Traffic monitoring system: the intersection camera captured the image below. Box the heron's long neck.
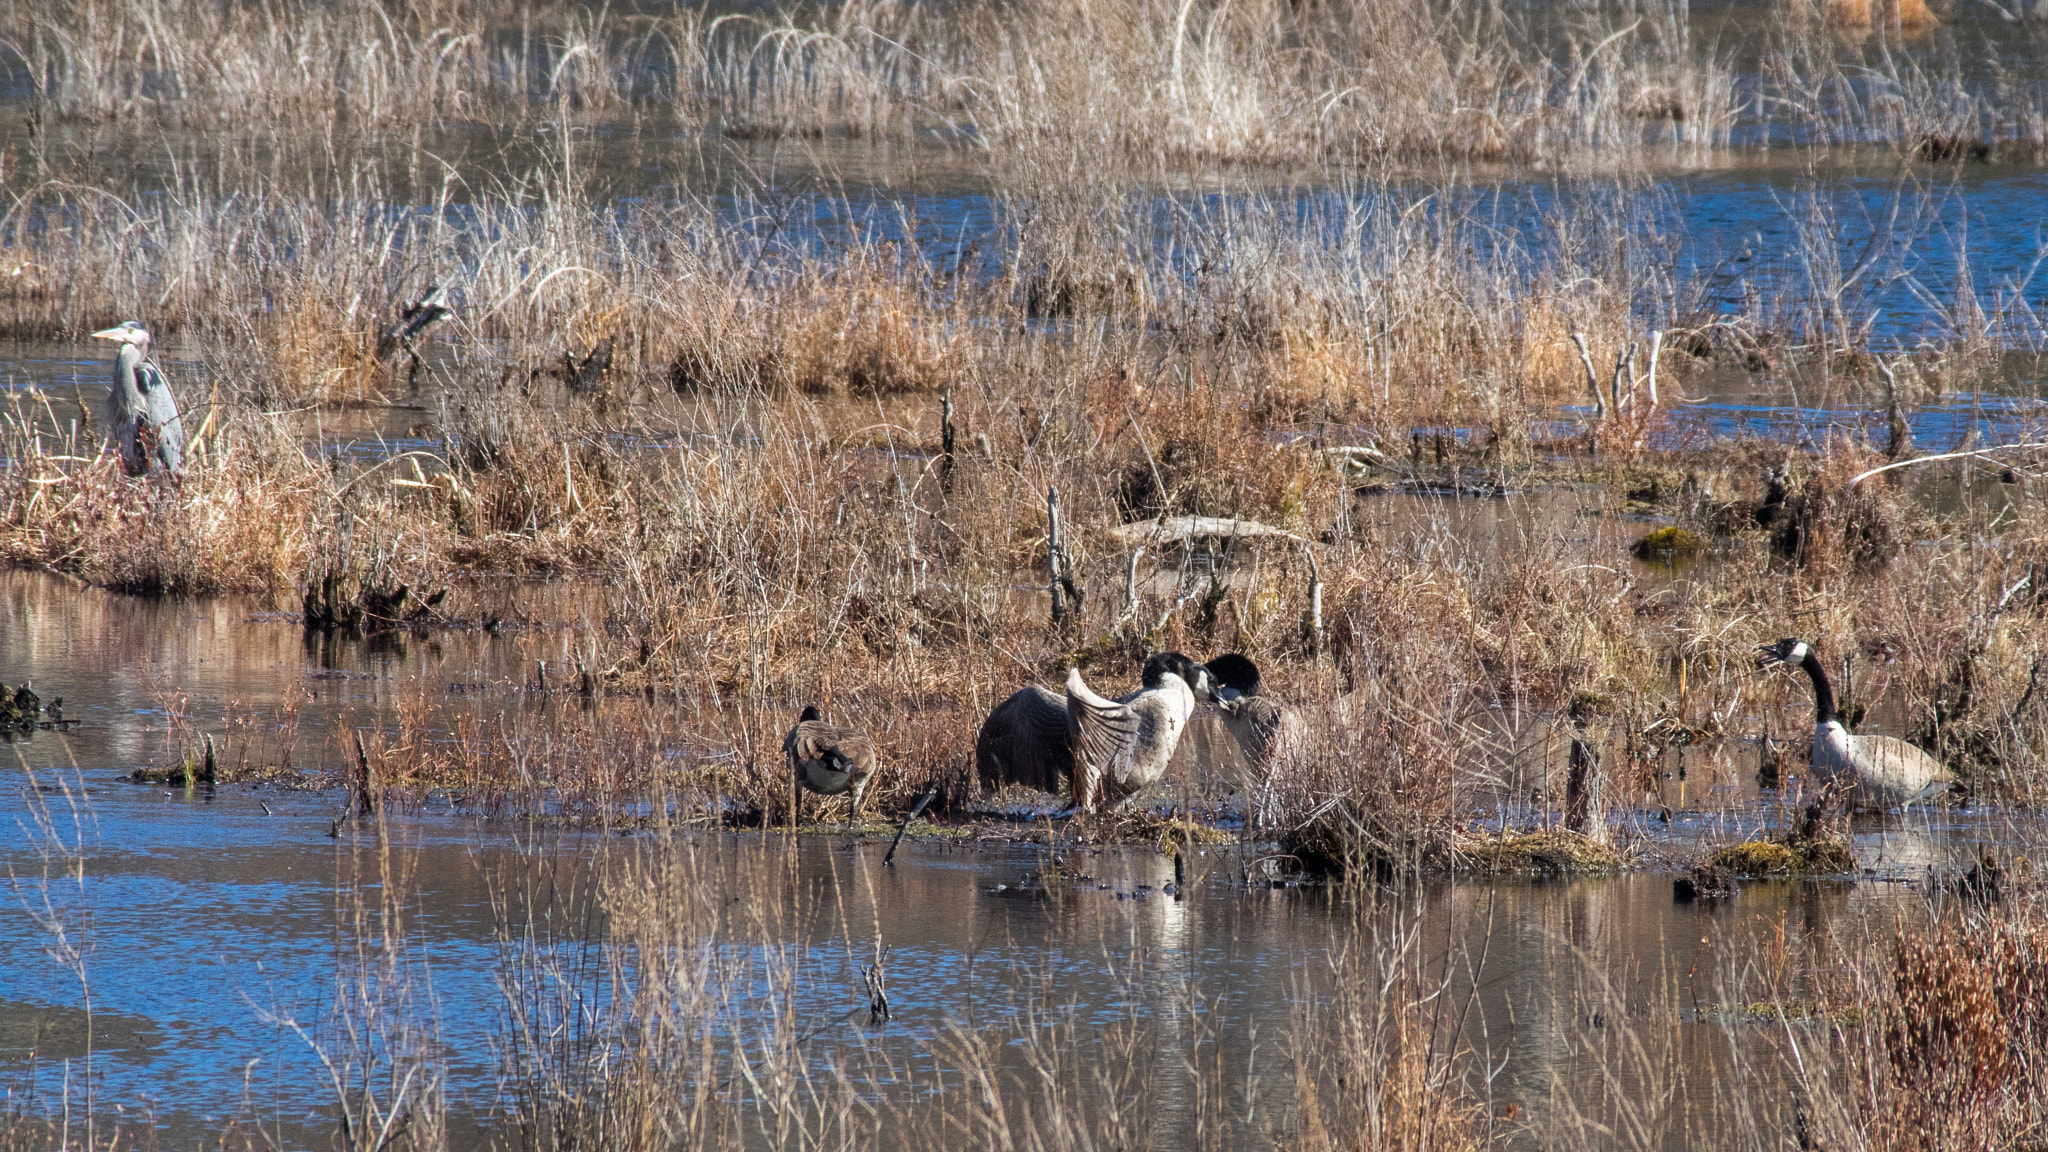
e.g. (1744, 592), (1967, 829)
(117, 345), (144, 393)
(1799, 651), (1838, 725)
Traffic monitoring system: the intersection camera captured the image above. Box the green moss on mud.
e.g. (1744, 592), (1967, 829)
(1709, 834), (1853, 876)
(1632, 526), (1708, 558)
(1457, 829), (1626, 875)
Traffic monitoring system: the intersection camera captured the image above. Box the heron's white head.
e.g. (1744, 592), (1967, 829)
(91, 321), (151, 351)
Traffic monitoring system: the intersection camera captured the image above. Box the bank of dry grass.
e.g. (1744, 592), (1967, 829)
(13, 0), (2045, 165)
(3, 6), (2046, 858)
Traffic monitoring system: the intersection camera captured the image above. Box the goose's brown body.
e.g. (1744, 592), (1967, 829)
(783, 707), (878, 820)
(1758, 639), (1956, 811)
(1218, 694), (1303, 822)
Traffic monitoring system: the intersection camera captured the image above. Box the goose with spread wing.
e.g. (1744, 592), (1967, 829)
(1757, 638), (1956, 811)
(1065, 652), (1216, 814)
(975, 652), (1217, 812)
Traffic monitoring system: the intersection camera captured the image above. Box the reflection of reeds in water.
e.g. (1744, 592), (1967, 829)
(492, 834), (1490, 1150)
(6, 765), (2048, 1148)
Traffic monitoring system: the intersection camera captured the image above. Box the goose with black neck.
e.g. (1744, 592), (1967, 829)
(1757, 638), (1958, 811)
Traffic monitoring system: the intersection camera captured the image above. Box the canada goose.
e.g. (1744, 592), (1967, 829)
(975, 652), (1218, 809)
(1206, 654), (1303, 828)
(1203, 652), (1263, 701)
(93, 321), (185, 477)
(1067, 655), (1210, 814)
(783, 706), (878, 823)
(1756, 638), (1957, 810)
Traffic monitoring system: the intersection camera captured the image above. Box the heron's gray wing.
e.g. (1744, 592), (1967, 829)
(1066, 669), (1140, 810)
(138, 360), (185, 474)
(976, 686), (1072, 794)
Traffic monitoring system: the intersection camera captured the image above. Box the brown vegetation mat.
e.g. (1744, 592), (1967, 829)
(1710, 834), (1857, 877)
(7, 16), (2048, 867)
(1455, 830), (1629, 876)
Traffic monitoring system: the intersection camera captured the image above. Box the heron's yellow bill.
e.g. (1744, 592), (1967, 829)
(91, 326), (146, 343)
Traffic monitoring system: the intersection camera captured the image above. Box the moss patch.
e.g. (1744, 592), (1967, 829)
(1456, 830), (1626, 875)
(1701, 1000), (1865, 1027)
(1709, 833), (1853, 876)
(129, 762), (304, 786)
(1632, 526), (1708, 559)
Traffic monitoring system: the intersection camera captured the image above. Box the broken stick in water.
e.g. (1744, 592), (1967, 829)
(883, 787), (940, 867)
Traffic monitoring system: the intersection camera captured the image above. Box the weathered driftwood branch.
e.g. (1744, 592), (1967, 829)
(1610, 340), (1637, 412)
(1105, 516), (1308, 546)
(939, 388), (956, 488)
(1302, 545), (1318, 655)
(1849, 442), (2048, 489)
(1304, 546), (1324, 656)
(1321, 444), (1393, 469)
(1645, 330), (1663, 407)
(1571, 329), (1667, 424)
(884, 787), (940, 867)
(1570, 328), (1604, 418)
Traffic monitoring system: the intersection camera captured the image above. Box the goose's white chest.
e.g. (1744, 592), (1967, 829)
(1811, 721), (1856, 788)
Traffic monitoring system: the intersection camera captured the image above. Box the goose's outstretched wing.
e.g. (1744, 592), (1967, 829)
(975, 686), (1073, 795)
(1066, 668), (1141, 812)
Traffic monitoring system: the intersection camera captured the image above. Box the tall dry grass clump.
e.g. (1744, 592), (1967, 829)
(10, 0), (651, 126)
(488, 831), (1500, 1150)
(0, 394), (319, 595)
(1883, 905), (2048, 1148)
(22, 0), (2048, 163)
(967, 0), (1735, 167)
(1289, 928), (1484, 1152)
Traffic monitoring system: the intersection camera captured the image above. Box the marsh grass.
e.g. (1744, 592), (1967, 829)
(483, 830), (1497, 1151)
(18, 0), (2047, 163)
(3, 0), (2046, 858)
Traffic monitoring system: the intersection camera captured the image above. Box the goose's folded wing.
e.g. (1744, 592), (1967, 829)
(787, 722), (833, 764)
(829, 729), (876, 772)
(1066, 668), (1141, 780)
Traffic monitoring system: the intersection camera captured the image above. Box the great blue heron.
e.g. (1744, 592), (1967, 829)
(92, 321), (184, 477)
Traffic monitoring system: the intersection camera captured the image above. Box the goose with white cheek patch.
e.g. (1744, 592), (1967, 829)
(975, 653), (1219, 811)
(783, 706), (878, 824)
(1757, 638), (1957, 811)
(1064, 652), (1216, 815)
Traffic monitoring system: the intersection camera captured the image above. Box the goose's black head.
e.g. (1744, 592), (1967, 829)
(1141, 651), (1217, 701)
(799, 705), (822, 722)
(1757, 638), (1811, 669)
(1204, 653), (1262, 699)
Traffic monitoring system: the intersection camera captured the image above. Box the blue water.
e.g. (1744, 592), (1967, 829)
(0, 566), (2028, 1148)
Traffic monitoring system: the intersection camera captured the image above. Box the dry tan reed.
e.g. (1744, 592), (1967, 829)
(20, 0), (2046, 165)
